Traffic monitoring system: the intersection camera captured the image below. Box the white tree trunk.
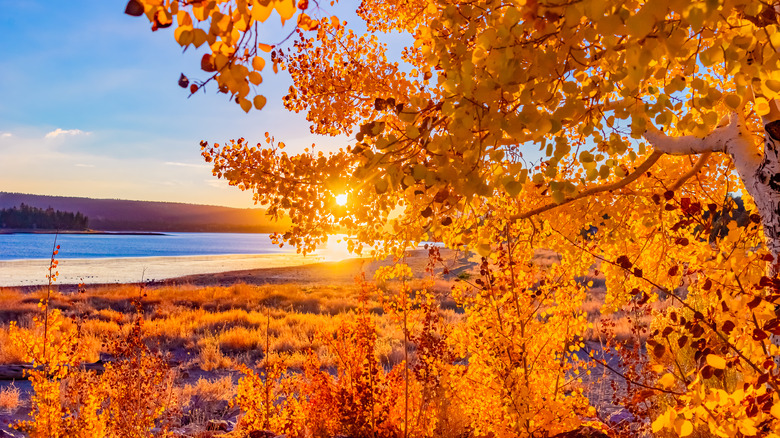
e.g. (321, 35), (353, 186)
(644, 114), (780, 274)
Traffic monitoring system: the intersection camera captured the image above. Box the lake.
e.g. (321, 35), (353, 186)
(0, 232), (295, 260)
(0, 233), (353, 287)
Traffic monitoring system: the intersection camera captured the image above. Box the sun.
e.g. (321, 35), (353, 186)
(335, 193), (348, 206)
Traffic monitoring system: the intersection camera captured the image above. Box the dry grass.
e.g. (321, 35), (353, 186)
(0, 383), (21, 413)
(0, 327), (28, 364)
(0, 281), (412, 369)
(176, 375), (237, 415)
(198, 336), (235, 371)
(0, 253), (656, 373)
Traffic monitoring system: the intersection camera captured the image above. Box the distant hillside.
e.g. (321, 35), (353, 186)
(0, 192), (290, 233)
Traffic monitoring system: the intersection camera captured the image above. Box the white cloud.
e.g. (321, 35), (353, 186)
(0, 133), (11, 138)
(74, 163), (95, 168)
(45, 128), (88, 139)
(165, 161), (210, 169)
(204, 179), (231, 189)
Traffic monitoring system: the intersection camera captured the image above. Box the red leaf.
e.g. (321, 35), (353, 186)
(125, 0), (144, 16)
(747, 295), (762, 310)
(201, 54), (217, 72)
(753, 329), (769, 341)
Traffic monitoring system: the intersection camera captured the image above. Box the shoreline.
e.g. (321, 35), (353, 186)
(0, 253), (331, 289)
(0, 229), (167, 236)
(0, 248), (476, 292)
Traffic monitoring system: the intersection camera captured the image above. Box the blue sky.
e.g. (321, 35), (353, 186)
(0, 0), (359, 208)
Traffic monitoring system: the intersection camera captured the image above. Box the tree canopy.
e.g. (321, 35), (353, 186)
(131, 0), (780, 436)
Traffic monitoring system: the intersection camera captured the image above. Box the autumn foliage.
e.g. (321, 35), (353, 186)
(87, 0), (780, 436)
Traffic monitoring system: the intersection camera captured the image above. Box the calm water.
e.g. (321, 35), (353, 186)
(0, 233), (295, 261)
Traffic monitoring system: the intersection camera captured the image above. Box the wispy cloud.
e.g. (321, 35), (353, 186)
(45, 128), (89, 139)
(0, 133), (11, 138)
(74, 163), (95, 168)
(204, 179), (230, 189)
(165, 161), (210, 169)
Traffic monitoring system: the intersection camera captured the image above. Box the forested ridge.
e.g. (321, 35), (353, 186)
(0, 204), (88, 231)
(0, 192), (288, 233)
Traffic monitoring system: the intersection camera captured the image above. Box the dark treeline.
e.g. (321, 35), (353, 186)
(0, 204), (89, 230)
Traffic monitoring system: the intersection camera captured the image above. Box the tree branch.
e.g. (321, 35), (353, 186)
(642, 115), (738, 155)
(509, 151), (663, 221)
(668, 152), (711, 192)
(644, 113), (761, 184)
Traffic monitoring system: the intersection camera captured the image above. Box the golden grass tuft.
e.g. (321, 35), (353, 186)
(0, 383), (21, 413)
(198, 336), (234, 371)
(0, 326), (28, 364)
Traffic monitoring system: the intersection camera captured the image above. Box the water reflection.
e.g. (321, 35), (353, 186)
(312, 235), (359, 262)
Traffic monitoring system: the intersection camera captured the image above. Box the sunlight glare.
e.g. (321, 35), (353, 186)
(335, 193), (348, 206)
(315, 235), (357, 262)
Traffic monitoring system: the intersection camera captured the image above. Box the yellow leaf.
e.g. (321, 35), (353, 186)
(297, 12), (318, 31)
(679, 419), (693, 437)
(177, 11), (192, 27)
(652, 415), (667, 433)
(253, 95), (267, 110)
(248, 71), (263, 85)
(551, 189), (565, 204)
(239, 98), (252, 113)
(251, 0), (273, 22)
(738, 419), (757, 436)
(252, 56), (266, 71)
(724, 94), (741, 110)
(706, 354), (726, 369)
(755, 97), (771, 116)
(597, 14), (622, 35)
(771, 402), (780, 419)
(375, 178), (388, 194)
(658, 373), (676, 389)
(191, 28), (208, 48)
(412, 164), (427, 180)
(274, 0), (296, 21)
(174, 27), (193, 46)
(505, 180), (522, 197)
(626, 11), (653, 37)
(477, 243), (492, 257)
(192, 4), (209, 21)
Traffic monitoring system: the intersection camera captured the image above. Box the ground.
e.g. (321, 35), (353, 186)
(0, 249), (666, 437)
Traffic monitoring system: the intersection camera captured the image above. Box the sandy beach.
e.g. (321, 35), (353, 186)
(0, 253), (328, 288)
(0, 247), (478, 291)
